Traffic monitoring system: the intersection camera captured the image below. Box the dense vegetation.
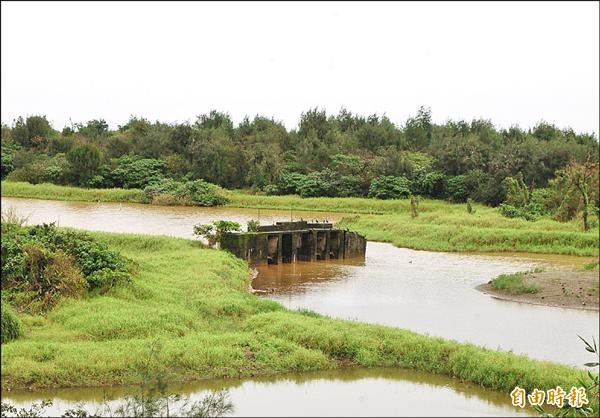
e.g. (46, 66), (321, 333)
(1, 221), (133, 318)
(1, 108), (598, 223)
(1, 230), (593, 407)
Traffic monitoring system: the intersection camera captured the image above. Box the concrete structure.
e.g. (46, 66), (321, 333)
(220, 221), (366, 265)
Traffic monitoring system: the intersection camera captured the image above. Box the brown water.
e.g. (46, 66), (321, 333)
(3, 368), (531, 417)
(0, 197), (347, 238)
(1, 197), (597, 416)
(255, 242), (599, 367)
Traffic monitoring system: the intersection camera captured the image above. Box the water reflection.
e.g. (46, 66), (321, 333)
(3, 368), (532, 417)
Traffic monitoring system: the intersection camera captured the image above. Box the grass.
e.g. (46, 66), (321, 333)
(2, 181), (599, 256)
(490, 272), (541, 295)
(1, 181), (145, 203)
(0, 230), (594, 400)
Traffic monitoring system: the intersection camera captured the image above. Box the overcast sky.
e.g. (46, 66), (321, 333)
(1, 1), (599, 134)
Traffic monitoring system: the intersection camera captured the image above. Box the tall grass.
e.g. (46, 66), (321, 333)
(0, 231), (592, 398)
(337, 213), (599, 256)
(1, 181), (145, 203)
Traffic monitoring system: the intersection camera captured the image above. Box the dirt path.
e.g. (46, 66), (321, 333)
(478, 270), (599, 311)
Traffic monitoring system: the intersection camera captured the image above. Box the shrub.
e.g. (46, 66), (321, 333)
(336, 175), (364, 197)
(0, 142), (17, 179)
(368, 176), (411, 199)
(110, 155), (166, 189)
(87, 268), (132, 290)
(263, 184), (280, 195)
(276, 172), (308, 195)
(299, 172), (329, 197)
(416, 172), (448, 199)
(1, 224), (133, 310)
(1, 303), (22, 344)
(13, 244), (88, 311)
(447, 175), (469, 202)
(144, 178), (228, 206)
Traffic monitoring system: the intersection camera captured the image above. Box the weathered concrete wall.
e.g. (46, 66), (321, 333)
(221, 224), (366, 265)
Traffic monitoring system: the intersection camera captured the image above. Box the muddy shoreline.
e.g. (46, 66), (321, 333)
(478, 270), (599, 311)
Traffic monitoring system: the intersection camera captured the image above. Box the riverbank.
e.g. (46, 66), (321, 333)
(479, 268), (600, 311)
(0, 230), (593, 399)
(2, 181), (599, 256)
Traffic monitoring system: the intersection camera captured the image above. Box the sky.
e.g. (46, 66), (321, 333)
(1, 1), (599, 134)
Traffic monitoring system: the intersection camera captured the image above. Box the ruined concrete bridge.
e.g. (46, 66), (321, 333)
(220, 221), (367, 265)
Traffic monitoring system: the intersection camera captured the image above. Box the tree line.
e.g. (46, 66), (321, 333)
(1, 107), (598, 223)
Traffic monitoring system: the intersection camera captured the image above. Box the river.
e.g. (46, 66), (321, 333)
(1, 197), (598, 416)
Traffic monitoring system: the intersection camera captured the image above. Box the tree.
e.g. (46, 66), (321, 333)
(405, 106), (432, 150)
(562, 157), (599, 231)
(368, 176), (411, 199)
(193, 220), (241, 248)
(66, 143), (102, 185)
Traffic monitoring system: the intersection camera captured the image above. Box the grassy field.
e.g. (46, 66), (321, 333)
(0, 231), (593, 399)
(2, 181), (599, 256)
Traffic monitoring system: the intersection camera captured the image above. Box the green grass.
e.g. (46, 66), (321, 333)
(0, 231), (593, 398)
(1, 181), (145, 203)
(490, 272), (541, 295)
(336, 213), (599, 256)
(2, 181), (599, 256)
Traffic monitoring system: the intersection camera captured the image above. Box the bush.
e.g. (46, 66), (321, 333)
(2, 223), (133, 311)
(336, 175), (364, 197)
(447, 175), (469, 202)
(143, 178), (228, 206)
(416, 172), (448, 199)
(276, 172), (308, 195)
(1, 303), (22, 344)
(299, 172), (329, 197)
(87, 268), (132, 290)
(498, 203), (543, 221)
(368, 176), (411, 199)
(110, 155), (166, 189)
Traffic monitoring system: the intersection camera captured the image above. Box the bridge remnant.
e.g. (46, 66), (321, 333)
(220, 221), (366, 265)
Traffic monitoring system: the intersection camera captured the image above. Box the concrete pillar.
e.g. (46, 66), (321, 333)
(277, 233), (283, 264)
(325, 230), (331, 260)
(311, 230), (317, 261)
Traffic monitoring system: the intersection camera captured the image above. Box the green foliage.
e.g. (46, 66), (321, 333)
(11, 115), (52, 148)
(368, 176), (411, 199)
(416, 172), (448, 199)
(447, 175), (469, 202)
(1, 142), (18, 179)
(1, 223), (132, 312)
(1, 107), (598, 211)
(193, 220), (241, 247)
(1, 303), (22, 344)
(246, 219), (260, 232)
(66, 143), (103, 185)
(490, 271), (540, 294)
(466, 198), (475, 214)
(410, 195), (420, 218)
(110, 155), (166, 189)
(143, 178), (228, 206)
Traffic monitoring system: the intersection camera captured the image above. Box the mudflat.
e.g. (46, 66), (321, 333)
(479, 270), (599, 311)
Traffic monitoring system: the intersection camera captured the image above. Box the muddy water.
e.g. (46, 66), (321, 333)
(0, 197), (596, 416)
(2, 368), (530, 417)
(255, 242), (599, 367)
(0, 197), (347, 238)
